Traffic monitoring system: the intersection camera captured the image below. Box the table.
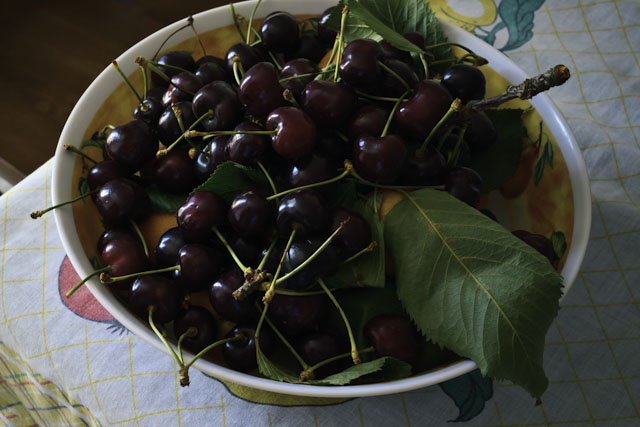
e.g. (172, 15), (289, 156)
(1, 0), (639, 425)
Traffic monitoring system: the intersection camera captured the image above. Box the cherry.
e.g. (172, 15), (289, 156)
(173, 305), (218, 353)
(330, 208), (371, 257)
(378, 59), (419, 98)
(280, 237), (340, 290)
(154, 227), (188, 268)
(364, 314), (419, 364)
(133, 97), (163, 129)
(445, 167), (483, 207)
(269, 293), (327, 336)
(195, 59), (231, 85)
(348, 105), (389, 140)
(157, 101), (199, 147)
(87, 160), (128, 191)
(97, 227), (139, 254)
(315, 132), (350, 162)
(395, 80), (453, 140)
(228, 235), (263, 267)
(151, 51), (197, 88)
(276, 189), (330, 236)
(300, 80), (356, 127)
(224, 121), (269, 165)
(297, 332), (343, 378)
(279, 58), (318, 98)
(105, 119), (157, 172)
(225, 43), (262, 75)
(95, 178), (150, 225)
(287, 32), (326, 64)
(129, 275), (181, 323)
(100, 236), (150, 290)
(143, 148), (196, 194)
(266, 106), (317, 159)
(260, 11), (300, 53)
(162, 71), (204, 106)
(317, 7), (337, 46)
(195, 136), (229, 182)
(441, 64), (486, 104)
(512, 230), (558, 266)
(464, 110), (497, 153)
(222, 325), (274, 372)
(400, 145), (446, 186)
(283, 152), (337, 189)
(176, 191), (226, 242)
(192, 81), (242, 131)
(339, 39), (384, 89)
(228, 190), (272, 237)
(353, 135), (408, 183)
(173, 244), (220, 292)
(238, 62), (286, 119)
(209, 268), (258, 324)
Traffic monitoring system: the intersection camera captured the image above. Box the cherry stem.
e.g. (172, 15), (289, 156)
(147, 307), (182, 371)
(212, 226), (248, 272)
(246, 0), (262, 44)
(129, 219), (149, 258)
(380, 90), (409, 138)
(229, 4), (245, 41)
(346, 162), (428, 191)
(416, 98), (462, 158)
(323, 35), (341, 75)
(377, 61), (410, 91)
(318, 278), (359, 364)
(135, 57), (170, 82)
(436, 126), (455, 152)
(254, 301), (309, 370)
(275, 222), (346, 286)
(64, 145), (97, 164)
(424, 42), (487, 66)
(334, 5), (349, 82)
(258, 238), (279, 271)
(344, 241), (377, 264)
(232, 55), (245, 85)
(100, 264), (179, 284)
(266, 163), (352, 201)
(355, 89), (409, 103)
(448, 124), (468, 167)
(274, 287), (328, 296)
(65, 266), (112, 298)
(279, 69), (333, 83)
(420, 53), (429, 78)
(111, 60), (143, 103)
(282, 89), (300, 108)
(139, 65), (148, 99)
(256, 161), (279, 198)
(183, 336), (239, 371)
(30, 189), (98, 219)
(189, 129), (276, 140)
(299, 347), (375, 382)
(157, 109), (214, 157)
(263, 229), (297, 304)
(152, 19), (192, 60)
(188, 16), (208, 58)
(176, 327), (197, 365)
(267, 50), (282, 70)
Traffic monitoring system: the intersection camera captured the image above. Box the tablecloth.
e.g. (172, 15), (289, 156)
(1, 0), (640, 425)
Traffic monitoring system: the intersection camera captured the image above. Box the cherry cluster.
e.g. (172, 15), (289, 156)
(47, 5), (560, 384)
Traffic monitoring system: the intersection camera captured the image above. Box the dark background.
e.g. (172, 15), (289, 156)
(1, 0), (229, 176)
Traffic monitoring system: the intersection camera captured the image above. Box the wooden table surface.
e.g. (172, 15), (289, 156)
(1, 0), (229, 176)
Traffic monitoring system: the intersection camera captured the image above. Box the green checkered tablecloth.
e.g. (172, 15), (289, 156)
(1, 0), (640, 425)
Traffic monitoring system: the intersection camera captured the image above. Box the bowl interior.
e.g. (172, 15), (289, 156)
(52, 0), (591, 398)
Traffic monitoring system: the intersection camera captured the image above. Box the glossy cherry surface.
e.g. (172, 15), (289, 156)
(173, 305), (218, 353)
(395, 80), (453, 140)
(129, 275), (181, 323)
(228, 190), (272, 237)
(339, 39), (384, 89)
(238, 62), (286, 119)
(195, 136), (229, 182)
(209, 268), (257, 324)
(192, 81), (242, 131)
(276, 189), (330, 236)
(269, 294), (327, 336)
(222, 325), (274, 372)
(353, 135), (408, 183)
(176, 191), (226, 242)
(174, 244), (220, 292)
(224, 122), (269, 165)
(445, 167), (483, 207)
(154, 227), (188, 268)
(260, 11), (300, 53)
(144, 148), (196, 194)
(280, 237), (340, 290)
(330, 207), (371, 257)
(441, 64), (486, 103)
(157, 101), (198, 147)
(95, 178), (149, 225)
(105, 119), (157, 172)
(300, 80), (356, 127)
(266, 106), (317, 159)
(364, 315), (419, 364)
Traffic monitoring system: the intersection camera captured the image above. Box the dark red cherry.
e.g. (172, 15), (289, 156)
(129, 275), (181, 323)
(280, 237), (340, 290)
(260, 11), (300, 53)
(225, 43), (262, 75)
(364, 314), (419, 364)
(157, 101), (199, 147)
(276, 189), (330, 236)
(151, 51), (197, 88)
(95, 178), (150, 225)
(400, 145), (446, 186)
(224, 121), (269, 165)
(339, 39), (384, 89)
(348, 105), (389, 140)
(192, 81), (242, 131)
(284, 152), (337, 189)
(97, 227), (138, 254)
(174, 244), (220, 292)
(143, 148), (196, 194)
(445, 167), (483, 207)
(513, 230), (558, 266)
(176, 191), (226, 242)
(316, 132), (350, 162)
(238, 62), (286, 119)
(330, 207), (371, 257)
(100, 235), (149, 290)
(317, 7), (337, 46)
(162, 71), (204, 106)
(195, 136), (229, 182)
(379, 59), (419, 98)
(173, 305), (218, 353)
(279, 58), (318, 98)
(87, 160), (129, 191)
(441, 64), (486, 103)
(154, 227), (188, 268)
(195, 59), (231, 85)
(133, 97), (163, 129)
(266, 106), (317, 159)
(287, 32), (327, 64)
(105, 119), (157, 172)
(353, 135), (408, 183)
(269, 294), (327, 336)
(228, 191), (272, 237)
(464, 110), (497, 153)
(395, 80), (453, 140)
(209, 268), (257, 324)
(297, 332), (343, 378)
(222, 325), (274, 372)
(228, 235), (263, 267)
(300, 80), (357, 127)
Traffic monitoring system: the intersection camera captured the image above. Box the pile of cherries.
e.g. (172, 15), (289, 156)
(55, 5), (559, 384)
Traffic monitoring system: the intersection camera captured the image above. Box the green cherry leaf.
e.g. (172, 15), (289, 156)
(192, 161), (268, 202)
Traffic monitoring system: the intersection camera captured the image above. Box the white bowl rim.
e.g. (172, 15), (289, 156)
(52, 0), (591, 398)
